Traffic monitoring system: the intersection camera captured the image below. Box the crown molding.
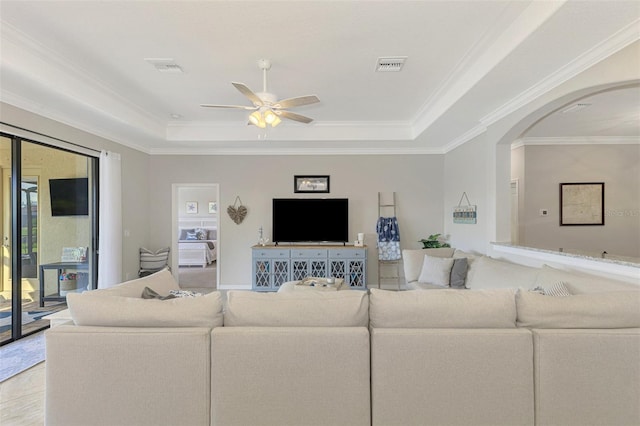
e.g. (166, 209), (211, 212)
(481, 18), (640, 126)
(512, 136), (640, 149)
(411, 1), (565, 137)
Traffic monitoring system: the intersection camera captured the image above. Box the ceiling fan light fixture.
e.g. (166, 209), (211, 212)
(249, 111), (266, 128)
(264, 109), (278, 125)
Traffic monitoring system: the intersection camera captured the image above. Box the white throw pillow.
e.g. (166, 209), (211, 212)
(417, 255), (455, 287)
(402, 248), (455, 283)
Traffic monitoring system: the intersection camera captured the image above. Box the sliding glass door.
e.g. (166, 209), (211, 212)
(0, 133), (98, 345)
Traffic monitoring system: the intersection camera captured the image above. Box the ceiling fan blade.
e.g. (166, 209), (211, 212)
(232, 82), (263, 106)
(274, 95), (320, 109)
(278, 110), (314, 124)
(200, 104), (257, 110)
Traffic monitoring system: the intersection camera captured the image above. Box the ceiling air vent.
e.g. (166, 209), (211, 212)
(375, 57), (407, 72)
(144, 58), (184, 73)
(562, 103), (591, 113)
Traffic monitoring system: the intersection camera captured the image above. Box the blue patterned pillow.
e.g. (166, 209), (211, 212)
(185, 231), (198, 240)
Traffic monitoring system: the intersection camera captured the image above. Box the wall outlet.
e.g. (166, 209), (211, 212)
(539, 209), (549, 216)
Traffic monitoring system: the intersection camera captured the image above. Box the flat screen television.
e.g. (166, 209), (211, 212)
(49, 178), (89, 216)
(272, 198), (348, 243)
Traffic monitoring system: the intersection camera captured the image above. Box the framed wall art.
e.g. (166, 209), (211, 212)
(294, 175), (330, 193)
(560, 182), (604, 226)
(186, 201), (198, 214)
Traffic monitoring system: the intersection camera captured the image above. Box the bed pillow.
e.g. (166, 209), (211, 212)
(179, 228), (195, 240)
(195, 228), (207, 240)
(417, 255), (455, 287)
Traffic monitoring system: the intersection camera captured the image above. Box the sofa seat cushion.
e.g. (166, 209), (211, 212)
(465, 256), (539, 290)
(92, 268), (180, 298)
(67, 291), (224, 328)
(369, 288), (517, 328)
(402, 248), (455, 283)
(224, 290), (369, 327)
(534, 264), (639, 294)
(516, 289), (640, 328)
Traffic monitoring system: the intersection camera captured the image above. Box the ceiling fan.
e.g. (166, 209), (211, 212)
(201, 59), (320, 128)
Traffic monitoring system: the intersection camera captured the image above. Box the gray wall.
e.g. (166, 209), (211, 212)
(148, 154), (444, 288)
(512, 143), (640, 258)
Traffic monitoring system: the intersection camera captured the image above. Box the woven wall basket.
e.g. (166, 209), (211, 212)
(227, 196), (248, 225)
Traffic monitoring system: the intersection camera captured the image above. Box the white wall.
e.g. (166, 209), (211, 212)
(148, 154), (445, 288)
(513, 143), (640, 258)
(0, 102), (151, 281)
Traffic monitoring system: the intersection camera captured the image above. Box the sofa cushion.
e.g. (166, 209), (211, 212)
(516, 290), (640, 328)
(224, 290), (369, 327)
(67, 291), (224, 328)
(534, 264), (639, 294)
(417, 255), (455, 287)
(465, 256), (539, 290)
(369, 288), (517, 328)
(402, 248), (455, 283)
(92, 268), (179, 298)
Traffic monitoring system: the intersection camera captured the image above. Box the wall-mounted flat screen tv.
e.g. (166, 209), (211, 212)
(272, 198), (348, 243)
(49, 178), (89, 216)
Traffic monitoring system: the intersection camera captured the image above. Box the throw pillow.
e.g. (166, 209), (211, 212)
(417, 255), (455, 287)
(185, 231), (198, 240)
(530, 281), (571, 297)
(169, 289), (202, 298)
(141, 286), (176, 300)
(449, 258), (468, 289)
(194, 228), (207, 240)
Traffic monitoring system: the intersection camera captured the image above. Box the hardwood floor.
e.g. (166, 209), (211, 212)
(0, 362), (45, 426)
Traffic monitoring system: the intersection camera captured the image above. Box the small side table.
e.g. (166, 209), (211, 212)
(39, 261), (90, 307)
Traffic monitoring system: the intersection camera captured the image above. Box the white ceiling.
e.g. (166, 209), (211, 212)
(0, 0), (638, 155)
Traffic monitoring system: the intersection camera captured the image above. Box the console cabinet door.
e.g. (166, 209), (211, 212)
(291, 248), (328, 281)
(252, 249), (290, 291)
(329, 249), (366, 289)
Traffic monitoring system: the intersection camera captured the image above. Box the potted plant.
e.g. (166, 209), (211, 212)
(419, 234), (451, 249)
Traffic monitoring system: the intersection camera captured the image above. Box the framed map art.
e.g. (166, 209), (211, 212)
(560, 182), (604, 226)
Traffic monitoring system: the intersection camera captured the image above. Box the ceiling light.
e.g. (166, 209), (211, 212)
(248, 109), (281, 128)
(249, 111), (266, 128)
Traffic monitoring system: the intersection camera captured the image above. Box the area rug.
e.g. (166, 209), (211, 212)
(0, 331), (46, 382)
(0, 311), (49, 334)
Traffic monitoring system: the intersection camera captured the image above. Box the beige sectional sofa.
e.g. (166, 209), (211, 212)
(45, 267), (640, 426)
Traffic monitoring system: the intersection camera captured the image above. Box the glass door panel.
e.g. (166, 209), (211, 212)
(0, 135), (12, 344)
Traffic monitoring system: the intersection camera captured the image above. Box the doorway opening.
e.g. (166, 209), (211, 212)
(171, 184), (220, 291)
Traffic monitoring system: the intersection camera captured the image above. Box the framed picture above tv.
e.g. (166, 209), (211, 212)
(294, 175), (330, 193)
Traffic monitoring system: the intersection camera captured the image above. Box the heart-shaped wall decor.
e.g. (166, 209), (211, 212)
(227, 196), (248, 224)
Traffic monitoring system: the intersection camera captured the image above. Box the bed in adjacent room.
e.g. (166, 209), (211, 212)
(178, 222), (217, 268)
